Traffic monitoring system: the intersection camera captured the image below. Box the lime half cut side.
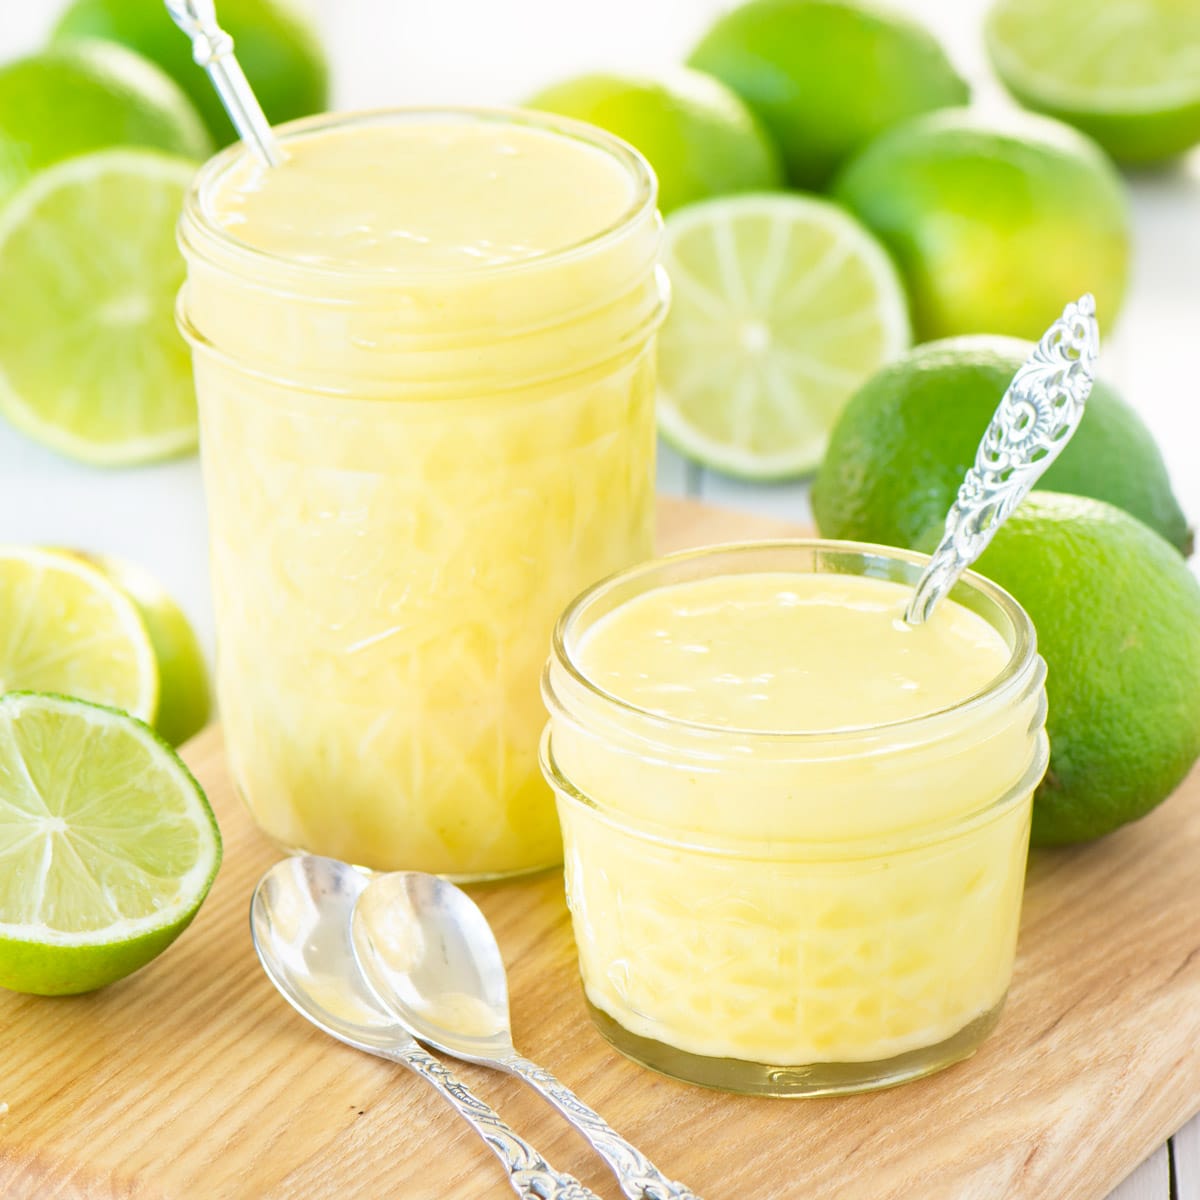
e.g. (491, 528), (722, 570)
(0, 693), (221, 995)
(0, 546), (157, 721)
(985, 0), (1200, 163)
(658, 193), (911, 480)
(0, 149), (198, 466)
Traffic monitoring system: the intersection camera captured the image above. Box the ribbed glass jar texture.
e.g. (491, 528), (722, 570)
(177, 108), (666, 877)
(542, 542), (1048, 1095)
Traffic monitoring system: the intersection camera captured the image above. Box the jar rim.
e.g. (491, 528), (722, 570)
(179, 105), (659, 285)
(547, 538), (1040, 744)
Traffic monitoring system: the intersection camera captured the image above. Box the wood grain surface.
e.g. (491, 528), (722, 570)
(2, 495), (1198, 1200)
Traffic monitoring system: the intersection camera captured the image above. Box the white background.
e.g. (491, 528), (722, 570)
(0, 4), (1197, 1197)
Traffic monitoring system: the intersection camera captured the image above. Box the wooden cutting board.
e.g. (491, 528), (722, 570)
(2, 495), (1198, 1200)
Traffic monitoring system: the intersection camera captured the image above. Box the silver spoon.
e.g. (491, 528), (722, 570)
(165, 0), (283, 166)
(250, 856), (597, 1200)
(905, 293), (1100, 624)
(351, 872), (701, 1200)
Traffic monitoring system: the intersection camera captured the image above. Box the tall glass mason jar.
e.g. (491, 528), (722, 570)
(177, 109), (665, 877)
(542, 542), (1049, 1095)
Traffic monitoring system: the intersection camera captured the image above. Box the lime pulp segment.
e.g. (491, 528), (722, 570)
(0, 693), (220, 994)
(0, 693), (215, 936)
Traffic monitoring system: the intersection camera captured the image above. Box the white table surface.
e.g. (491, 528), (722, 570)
(3, 2), (1198, 1196)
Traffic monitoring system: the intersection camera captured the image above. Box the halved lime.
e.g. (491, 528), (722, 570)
(0, 149), (198, 466)
(985, 0), (1200, 163)
(0, 546), (157, 720)
(657, 193), (911, 480)
(0, 693), (220, 994)
(88, 554), (211, 746)
(54, 0), (330, 147)
(0, 40), (211, 205)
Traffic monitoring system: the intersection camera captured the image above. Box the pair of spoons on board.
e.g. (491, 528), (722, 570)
(250, 856), (698, 1200)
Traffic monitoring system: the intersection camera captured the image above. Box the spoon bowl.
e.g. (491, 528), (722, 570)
(250, 855), (401, 1053)
(353, 871), (701, 1200)
(351, 870), (516, 1063)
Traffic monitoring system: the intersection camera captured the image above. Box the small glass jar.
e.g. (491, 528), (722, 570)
(177, 108), (666, 878)
(541, 542), (1048, 1095)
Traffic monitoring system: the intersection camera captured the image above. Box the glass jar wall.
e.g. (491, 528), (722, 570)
(542, 542), (1048, 1094)
(178, 108), (666, 877)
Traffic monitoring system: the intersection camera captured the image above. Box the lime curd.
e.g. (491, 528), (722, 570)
(178, 109), (666, 877)
(207, 118), (640, 271)
(542, 542), (1048, 1095)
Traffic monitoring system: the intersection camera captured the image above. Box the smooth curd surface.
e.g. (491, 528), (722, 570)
(576, 572), (1011, 731)
(184, 113), (659, 876)
(550, 567), (1044, 1069)
(206, 118), (637, 271)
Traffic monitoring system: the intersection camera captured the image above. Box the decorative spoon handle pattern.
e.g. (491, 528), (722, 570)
(398, 1045), (598, 1200)
(510, 1055), (702, 1200)
(905, 293), (1100, 625)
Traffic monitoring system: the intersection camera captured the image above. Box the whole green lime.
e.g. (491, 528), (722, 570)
(53, 0), (328, 146)
(527, 69), (783, 214)
(687, 0), (968, 189)
(986, 0), (1200, 164)
(812, 337), (1190, 554)
(833, 108), (1130, 341)
(966, 493), (1200, 845)
(0, 41), (211, 204)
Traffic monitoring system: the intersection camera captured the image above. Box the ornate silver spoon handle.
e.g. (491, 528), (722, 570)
(508, 1056), (701, 1200)
(393, 1045), (598, 1200)
(905, 293), (1100, 625)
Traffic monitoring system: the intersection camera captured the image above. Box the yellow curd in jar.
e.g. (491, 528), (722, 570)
(576, 573), (1009, 730)
(542, 544), (1048, 1094)
(178, 110), (665, 876)
(209, 119), (640, 270)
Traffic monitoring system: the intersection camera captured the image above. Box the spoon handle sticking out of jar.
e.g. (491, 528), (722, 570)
(163, 0), (283, 167)
(904, 293), (1099, 626)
